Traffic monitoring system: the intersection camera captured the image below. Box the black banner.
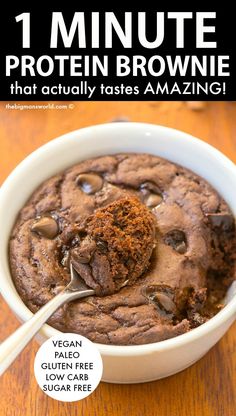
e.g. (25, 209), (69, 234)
(0, 6), (235, 100)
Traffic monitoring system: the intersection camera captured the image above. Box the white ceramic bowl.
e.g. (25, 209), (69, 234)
(1, 123), (236, 383)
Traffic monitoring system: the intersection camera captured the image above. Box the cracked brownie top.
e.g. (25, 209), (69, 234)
(9, 153), (236, 345)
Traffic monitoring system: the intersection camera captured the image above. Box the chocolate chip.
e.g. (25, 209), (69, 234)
(71, 238), (96, 264)
(145, 193), (163, 208)
(174, 241), (186, 254)
(76, 173), (103, 194)
(71, 248), (91, 264)
(31, 216), (59, 239)
(74, 254), (91, 263)
(206, 213), (234, 231)
(144, 284), (174, 297)
(163, 230), (187, 254)
(151, 292), (176, 313)
(144, 285), (176, 315)
(140, 182), (163, 208)
(140, 182), (162, 195)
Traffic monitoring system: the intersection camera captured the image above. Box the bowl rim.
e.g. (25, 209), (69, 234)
(1, 121), (236, 356)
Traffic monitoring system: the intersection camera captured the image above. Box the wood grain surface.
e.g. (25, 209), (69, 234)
(0, 101), (236, 416)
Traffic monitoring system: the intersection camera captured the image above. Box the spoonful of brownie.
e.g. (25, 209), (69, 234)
(70, 196), (156, 295)
(0, 197), (156, 375)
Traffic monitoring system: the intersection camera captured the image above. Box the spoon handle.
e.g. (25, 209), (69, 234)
(0, 288), (92, 376)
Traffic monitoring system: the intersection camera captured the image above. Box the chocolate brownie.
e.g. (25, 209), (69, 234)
(9, 153), (236, 345)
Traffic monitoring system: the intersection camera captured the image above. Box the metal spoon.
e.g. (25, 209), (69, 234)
(0, 263), (95, 376)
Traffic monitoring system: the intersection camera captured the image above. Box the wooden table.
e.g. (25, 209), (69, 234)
(0, 101), (236, 416)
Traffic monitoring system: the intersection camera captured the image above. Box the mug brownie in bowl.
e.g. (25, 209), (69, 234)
(9, 153), (236, 345)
